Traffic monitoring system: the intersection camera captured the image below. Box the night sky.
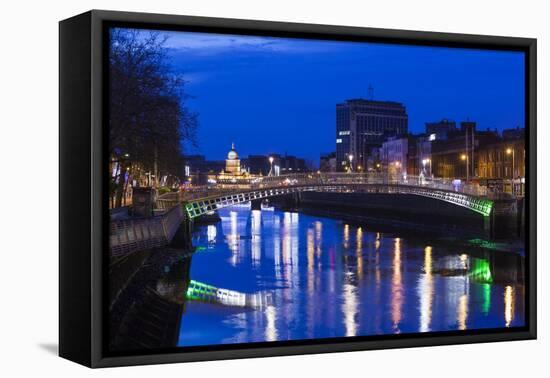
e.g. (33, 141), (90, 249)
(140, 29), (525, 163)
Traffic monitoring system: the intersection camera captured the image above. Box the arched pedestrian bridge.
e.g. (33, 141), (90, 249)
(165, 173), (494, 219)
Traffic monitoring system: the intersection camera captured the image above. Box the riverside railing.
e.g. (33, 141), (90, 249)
(110, 203), (185, 258)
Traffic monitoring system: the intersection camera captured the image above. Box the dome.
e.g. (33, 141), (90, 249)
(227, 143), (238, 160)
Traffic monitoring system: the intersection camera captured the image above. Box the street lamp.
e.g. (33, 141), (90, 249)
(422, 158), (432, 177)
(268, 156), (274, 177)
(506, 147), (516, 195)
(460, 153), (469, 182)
(348, 154), (354, 172)
(506, 148), (515, 179)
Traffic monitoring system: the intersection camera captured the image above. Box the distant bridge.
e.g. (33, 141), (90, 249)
(168, 173), (493, 219)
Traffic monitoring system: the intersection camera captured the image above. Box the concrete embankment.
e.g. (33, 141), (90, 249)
(108, 220), (195, 352)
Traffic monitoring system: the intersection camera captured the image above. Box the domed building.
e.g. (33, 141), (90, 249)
(225, 142), (241, 175)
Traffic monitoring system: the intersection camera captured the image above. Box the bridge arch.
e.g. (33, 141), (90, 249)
(184, 182), (493, 219)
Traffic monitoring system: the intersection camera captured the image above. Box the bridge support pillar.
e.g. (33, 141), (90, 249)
(489, 199), (520, 239)
(170, 216), (194, 250)
(251, 199), (262, 211)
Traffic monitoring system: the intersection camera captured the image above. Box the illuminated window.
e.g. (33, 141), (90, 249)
(336, 138), (343, 143)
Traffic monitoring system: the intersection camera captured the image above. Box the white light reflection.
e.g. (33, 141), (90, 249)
(343, 224), (350, 249)
(306, 228), (315, 338)
(265, 305), (278, 341)
(251, 210), (262, 266)
(457, 294), (468, 330)
(315, 221), (323, 258)
(342, 281), (358, 337)
(504, 285), (514, 327)
(391, 238), (403, 332)
(418, 246), (434, 332)
(228, 211), (239, 266)
(273, 215), (281, 280)
(356, 227), (363, 277)
(207, 225), (217, 246)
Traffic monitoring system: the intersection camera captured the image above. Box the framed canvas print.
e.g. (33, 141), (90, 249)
(59, 10), (536, 368)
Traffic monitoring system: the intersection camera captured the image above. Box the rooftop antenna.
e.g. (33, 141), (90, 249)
(367, 84), (374, 100)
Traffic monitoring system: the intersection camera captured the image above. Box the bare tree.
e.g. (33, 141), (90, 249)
(109, 29), (198, 207)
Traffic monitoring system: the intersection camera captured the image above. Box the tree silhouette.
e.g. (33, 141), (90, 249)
(109, 29), (198, 207)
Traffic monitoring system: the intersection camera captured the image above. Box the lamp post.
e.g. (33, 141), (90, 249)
(395, 161), (401, 181)
(348, 154), (354, 173)
(268, 156), (274, 177)
(506, 147), (515, 195)
(422, 158), (432, 175)
(460, 153), (469, 182)
(506, 147), (515, 179)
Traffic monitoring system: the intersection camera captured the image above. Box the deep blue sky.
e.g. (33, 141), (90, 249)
(146, 30), (525, 163)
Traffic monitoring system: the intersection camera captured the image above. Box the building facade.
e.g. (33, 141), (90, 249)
(425, 119), (457, 140)
(225, 143), (241, 175)
(336, 99), (408, 172)
(320, 152), (337, 172)
(430, 122), (501, 180)
(279, 155), (307, 174)
(379, 137), (409, 180)
(477, 134), (525, 180)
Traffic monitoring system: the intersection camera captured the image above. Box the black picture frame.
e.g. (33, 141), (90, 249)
(59, 9), (537, 368)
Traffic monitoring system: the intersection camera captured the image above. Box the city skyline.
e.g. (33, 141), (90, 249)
(105, 26), (528, 354)
(150, 29), (526, 161)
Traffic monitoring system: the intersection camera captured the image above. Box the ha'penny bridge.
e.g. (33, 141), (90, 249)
(110, 172), (495, 259)
(179, 172), (493, 219)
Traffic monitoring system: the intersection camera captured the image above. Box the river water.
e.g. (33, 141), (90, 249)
(178, 205), (525, 347)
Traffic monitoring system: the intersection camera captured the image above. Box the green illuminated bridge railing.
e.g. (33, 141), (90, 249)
(186, 280), (271, 308)
(173, 173), (493, 219)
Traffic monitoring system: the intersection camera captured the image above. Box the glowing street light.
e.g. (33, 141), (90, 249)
(421, 158), (432, 178)
(348, 154), (354, 172)
(460, 153), (469, 182)
(506, 147), (516, 187)
(268, 156), (274, 177)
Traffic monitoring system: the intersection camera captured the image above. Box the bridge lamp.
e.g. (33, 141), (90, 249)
(460, 154), (467, 161)
(348, 154), (354, 172)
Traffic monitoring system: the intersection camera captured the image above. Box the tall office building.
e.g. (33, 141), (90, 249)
(336, 99), (408, 171)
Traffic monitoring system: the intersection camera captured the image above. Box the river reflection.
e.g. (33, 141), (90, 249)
(178, 206), (524, 347)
